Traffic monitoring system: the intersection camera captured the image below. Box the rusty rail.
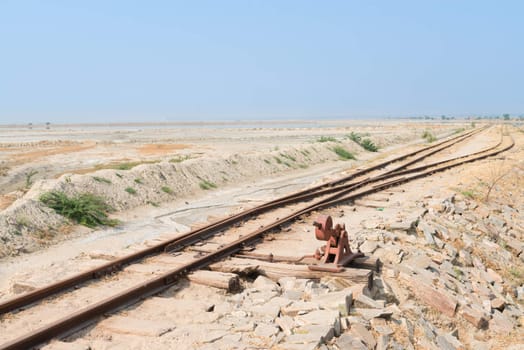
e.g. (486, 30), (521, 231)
(0, 127), (487, 316)
(0, 131), (513, 350)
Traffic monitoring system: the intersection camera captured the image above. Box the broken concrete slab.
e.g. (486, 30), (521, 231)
(285, 324), (335, 346)
(460, 305), (489, 329)
(311, 289), (353, 315)
(252, 275), (280, 292)
(399, 272), (457, 317)
(355, 293), (386, 309)
(417, 220), (437, 245)
(281, 300), (320, 317)
(489, 309), (515, 333)
(359, 240), (379, 254)
(253, 323), (279, 338)
(275, 315), (295, 335)
(353, 308), (393, 320)
(349, 323), (377, 349)
(297, 309), (339, 324)
(335, 334), (367, 350)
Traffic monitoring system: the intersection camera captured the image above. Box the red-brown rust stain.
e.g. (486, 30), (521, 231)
(137, 143), (189, 155)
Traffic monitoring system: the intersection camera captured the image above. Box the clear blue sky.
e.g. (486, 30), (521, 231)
(1, 1), (523, 123)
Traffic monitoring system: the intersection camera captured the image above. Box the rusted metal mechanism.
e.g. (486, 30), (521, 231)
(309, 215), (363, 272)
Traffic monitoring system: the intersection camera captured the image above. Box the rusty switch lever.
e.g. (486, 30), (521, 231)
(309, 215), (364, 272)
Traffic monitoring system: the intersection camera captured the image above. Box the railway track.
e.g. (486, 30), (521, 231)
(0, 126), (513, 350)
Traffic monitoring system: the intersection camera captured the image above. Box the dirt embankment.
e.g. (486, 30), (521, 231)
(0, 140), (360, 258)
(0, 124), (467, 259)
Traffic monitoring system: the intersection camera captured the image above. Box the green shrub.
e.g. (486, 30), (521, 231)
(360, 138), (378, 152)
(125, 187), (137, 195)
(116, 162), (138, 170)
(199, 180), (217, 190)
(25, 169), (38, 188)
(108, 160), (160, 171)
(93, 176), (112, 184)
(317, 136), (337, 143)
(15, 216), (31, 227)
(460, 189), (476, 199)
(169, 155), (190, 163)
(347, 132), (378, 152)
(347, 132), (362, 143)
(422, 130), (437, 142)
(332, 146), (355, 160)
(161, 186), (173, 194)
(280, 153), (296, 161)
(40, 191), (118, 228)
(134, 178), (143, 184)
(274, 156), (283, 164)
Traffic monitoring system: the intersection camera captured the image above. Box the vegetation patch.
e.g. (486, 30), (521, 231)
(40, 191), (118, 228)
(347, 132), (378, 152)
(161, 186), (173, 194)
(15, 215), (31, 227)
(422, 130), (437, 142)
(274, 156), (283, 164)
(169, 155), (191, 163)
(25, 169), (38, 188)
(84, 160), (161, 172)
(92, 176), (112, 184)
(347, 132), (362, 143)
(460, 189), (477, 199)
(134, 178), (143, 184)
(332, 146), (355, 160)
(359, 138), (378, 152)
(509, 267), (524, 284)
(125, 187), (137, 195)
(280, 153), (296, 162)
(317, 136), (337, 143)
(199, 180), (217, 190)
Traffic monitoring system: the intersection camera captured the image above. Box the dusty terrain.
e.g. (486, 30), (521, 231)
(0, 120), (523, 349)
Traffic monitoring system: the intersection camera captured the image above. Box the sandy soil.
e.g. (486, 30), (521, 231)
(0, 120), (466, 258)
(4, 120), (521, 349)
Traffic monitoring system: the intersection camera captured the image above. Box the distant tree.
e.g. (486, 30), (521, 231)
(503, 113), (510, 120)
(441, 115), (446, 120)
(46, 121), (50, 129)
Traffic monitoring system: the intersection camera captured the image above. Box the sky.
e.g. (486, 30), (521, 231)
(1, 1), (523, 124)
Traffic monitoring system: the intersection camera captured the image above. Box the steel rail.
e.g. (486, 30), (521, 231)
(0, 126), (487, 315)
(0, 133), (512, 350)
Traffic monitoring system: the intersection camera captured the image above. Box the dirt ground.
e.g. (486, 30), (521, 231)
(2, 120), (522, 349)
